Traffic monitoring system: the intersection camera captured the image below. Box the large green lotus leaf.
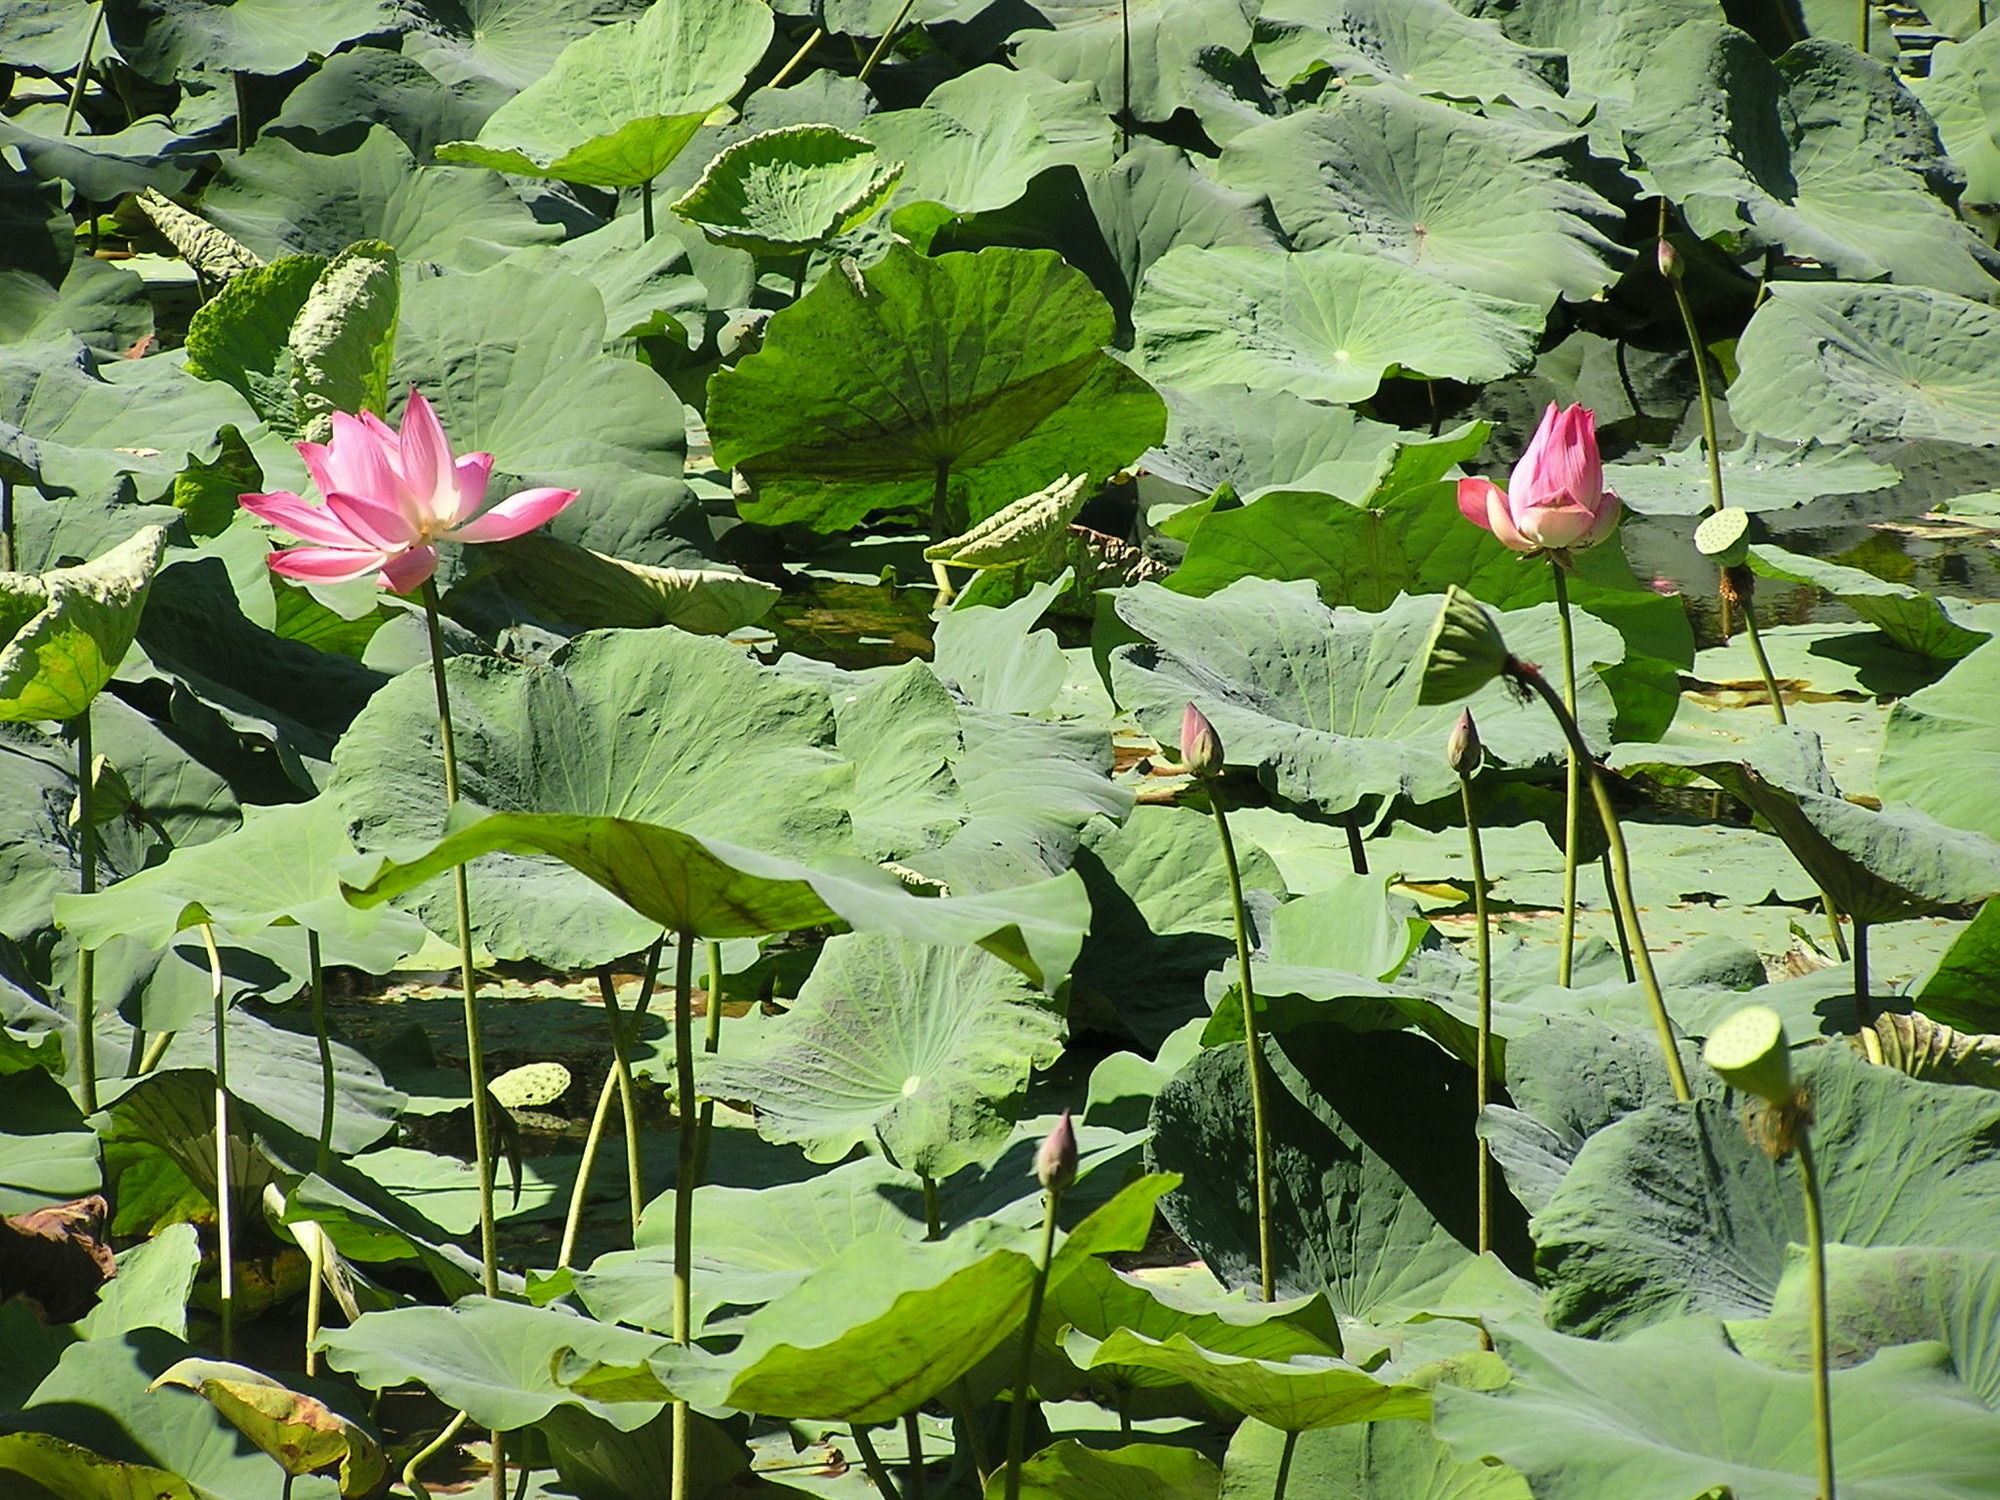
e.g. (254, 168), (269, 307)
(1626, 28), (1999, 297)
(1220, 1414), (1531, 1500)
(672, 125), (901, 256)
(200, 129), (559, 273)
(1145, 385), (1414, 504)
(1606, 435), (1900, 517)
(331, 626), (849, 967)
(700, 931), (1063, 1179)
(148, 1358), (383, 1491)
(1879, 636), (2000, 845)
(0, 1068), (100, 1215)
(289, 240), (398, 444)
(1010, 0), (1258, 130)
(1214, 87), (1623, 312)
(262, 46), (500, 164)
(1919, 897), (2000, 1033)
(997, 1439), (1221, 1500)
(0, 105), (205, 203)
(821, 659), (968, 862)
(435, 0), (773, 187)
(318, 1297), (671, 1432)
(394, 0), (654, 98)
(494, 212), (744, 347)
(478, 537), (778, 636)
(1148, 1025), (1524, 1317)
(16, 1329), (333, 1499)
(0, 257), (154, 365)
(1255, 0), (1566, 107)
(1728, 281), (2000, 447)
(0, 2), (103, 73)
(1131, 245), (1541, 405)
(1108, 580), (1614, 818)
(1913, 25), (2000, 226)
(0, 526), (166, 722)
(0, 1431), (207, 1500)
(101, 0), (395, 81)
(708, 245), (1166, 533)
(1748, 543), (1989, 663)
(929, 575), (1070, 715)
(1435, 1318), (2000, 1500)
(1533, 1046), (2000, 1338)
(393, 263), (698, 567)
(1729, 1244), (2000, 1409)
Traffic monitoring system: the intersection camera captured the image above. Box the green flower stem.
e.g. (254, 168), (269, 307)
(198, 923), (235, 1359)
(73, 707), (98, 1113)
(597, 967), (645, 1240)
(419, 579), (499, 1300)
(1795, 1131), (1837, 1500)
(1511, 661), (1693, 1102)
(401, 1410), (470, 1500)
(767, 26), (825, 90)
(1551, 564), (1584, 987)
(1002, 1181), (1064, 1500)
(691, 939), (726, 1189)
(1343, 811), (1369, 875)
(1735, 589), (1789, 726)
(670, 929), (698, 1500)
(1457, 771), (1493, 1261)
(851, 1424), (901, 1498)
(557, 939), (661, 1270)
(1210, 784), (1276, 1302)
(232, 71), (252, 154)
(307, 931), (334, 1178)
(302, 1221), (327, 1377)
(61, 2), (105, 137)
(137, 1028), (174, 1075)
(1859, 0), (1870, 52)
(903, 1410), (927, 1499)
(1599, 854), (1635, 982)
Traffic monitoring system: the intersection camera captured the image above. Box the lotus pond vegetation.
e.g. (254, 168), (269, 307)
(7, 0), (2000, 1497)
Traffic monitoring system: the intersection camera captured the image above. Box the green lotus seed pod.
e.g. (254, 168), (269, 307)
(1418, 587), (1512, 706)
(1703, 1004), (1792, 1105)
(1694, 506), (1754, 568)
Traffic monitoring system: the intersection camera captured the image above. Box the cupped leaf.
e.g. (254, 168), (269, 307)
(700, 932), (1063, 1179)
(1131, 245), (1542, 405)
(1919, 897), (2000, 1034)
(708, 245), (1166, 533)
(996, 1439), (1221, 1500)
(1729, 281), (2000, 447)
(1254, 0), (1566, 108)
(1215, 85), (1625, 310)
(436, 0), (774, 186)
(1879, 635), (2000, 845)
(673, 124), (902, 256)
(1010, 0), (1258, 129)
(102, 0), (396, 81)
(149, 1358), (385, 1492)
(0, 526), (166, 723)
(288, 240), (398, 445)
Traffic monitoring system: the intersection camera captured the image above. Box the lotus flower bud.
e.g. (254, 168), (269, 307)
(1034, 1109), (1077, 1192)
(1455, 403), (1621, 556)
(1181, 703), (1224, 779)
(1447, 709), (1483, 778)
(1657, 237), (1683, 282)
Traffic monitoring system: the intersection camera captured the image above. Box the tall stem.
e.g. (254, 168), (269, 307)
(1852, 922), (1872, 1027)
(1118, 0), (1132, 153)
(1665, 226), (1739, 637)
(302, 1221), (327, 1376)
(851, 1425), (901, 1498)
(903, 1410), (927, 1499)
(61, 3), (106, 137)
(1458, 774), (1492, 1262)
(419, 580), (498, 1300)
(232, 71), (253, 154)
(1795, 1133), (1836, 1500)
(1512, 663), (1692, 1101)
(1551, 565), (1583, 987)
(1343, 811), (1369, 875)
(641, 180), (655, 240)
(670, 931), (697, 1500)
(691, 940), (726, 1189)
(1211, 786), (1275, 1302)
(1272, 1430), (1299, 1500)
(73, 708), (99, 1113)
(767, 27), (824, 90)
(1002, 1185), (1064, 1500)
(558, 939), (661, 1269)
(1600, 854), (1636, 982)
(597, 967), (644, 1240)
(308, 931), (334, 1177)
(858, 0), (921, 81)
(199, 924), (235, 1358)
(1858, 0), (1870, 52)
(2, 475), (14, 571)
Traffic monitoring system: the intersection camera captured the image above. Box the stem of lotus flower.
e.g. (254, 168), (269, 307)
(232, 72), (252, 153)
(60, 3), (105, 137)
(670, 929), (697, 1500)
(1550, 564), (1584, 987)
(308, 930), (335, 1178)
(767, 27), (824, 90)
(1600, 855), (1635, 982)
(199, 922), (235, 1358)
(559, 938), (661, 1270)
(691, 940), (726, 1188)
(1210, 784), (1276, 1302)
(1457, 771), (1493, 1265)
(1002, 1181), (1064, 1500)
(418, 578), (499, 1304)
(596, 966), (644, 1240)
(1510, 661), (1692, 1102)
(401, 1409), (470, 1499)
(1796, 1130), (1836, 1500)
(921, 1173), (942, 1239)
(72, 708), (98, 1114)
(1737, 592), (1789, 726)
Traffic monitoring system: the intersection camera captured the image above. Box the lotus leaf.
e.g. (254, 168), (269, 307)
(1878, 634), (2000, 845)
(998, 1439), (1221, 1499)
(0, 526), (165, 722)
(672, 125), (902, 256)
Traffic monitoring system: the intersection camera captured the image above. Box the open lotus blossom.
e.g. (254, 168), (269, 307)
(240, 390), (579, 592)
(1457, 402), (1620, 558)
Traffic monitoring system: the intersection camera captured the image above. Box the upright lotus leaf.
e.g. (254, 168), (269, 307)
(1606, 435), (1899, 517)
(1534, 1046), (2000, 1338)
(708, 245), (1166, 533)
(331, 627), (850, 967)
(1435, 1318), (2000, 1500)
(1215, 86), (1625, 311)
(1132, 245), (1542, 405)
(1109, 579), (1614, 819)
(288, 241), (398, 445)
(183, 254), (327, 433)
(1255, 0), (1565, 107)
(1000, 1440), (1222, 1499)
(1879, 635), (2000, 845)
(1625, 28), (2000, 297)
(201, 129), (559, 273)
(1913, 25), (2000, 226)
(1729, 281), (2000, 447)
(1921, 897), (2000, 1034)
(135, 191), (265, 289)
(1747, 543), (1989, 663)
(261, 47), (501, 165)
(926, 474), (1091, 572)
(1010, 0), (1259, 130)
(101, 0), (397, 81)
(0, 526), (166, 722)
(436, 0), (774, 186)
(1221, 1416), (1532, 1500)
(701, 932), (1063, 1180)
(149, 1358), (386, 1494)
(672, 125), (903, 256)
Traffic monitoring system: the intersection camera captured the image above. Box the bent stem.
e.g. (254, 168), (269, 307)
(1457, 772), (1493, 1264)
(598, 967), (645, 1240)
(858, 0), (920, 81)
(1210, 783), (1276, 1302)
(1550, 564), (1584, 986)
(1795, 1131), (1837, 1500)
(1002, 1180), (1064, 1500)
(557, 939), (662, 1270)
(1510, 661), (1692, 1102)
(691, 939), (726, 1188)
(198, 923), (235, 1358)
(61, 1), (106, 137)
(73, 707), (99, 1113)
(670, 931), (698, 1500)
(307, 931), (334, 1177)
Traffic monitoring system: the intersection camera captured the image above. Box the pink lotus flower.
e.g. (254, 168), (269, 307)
(240, 390), (579, 592)
(1456, 403), (1620, 558)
